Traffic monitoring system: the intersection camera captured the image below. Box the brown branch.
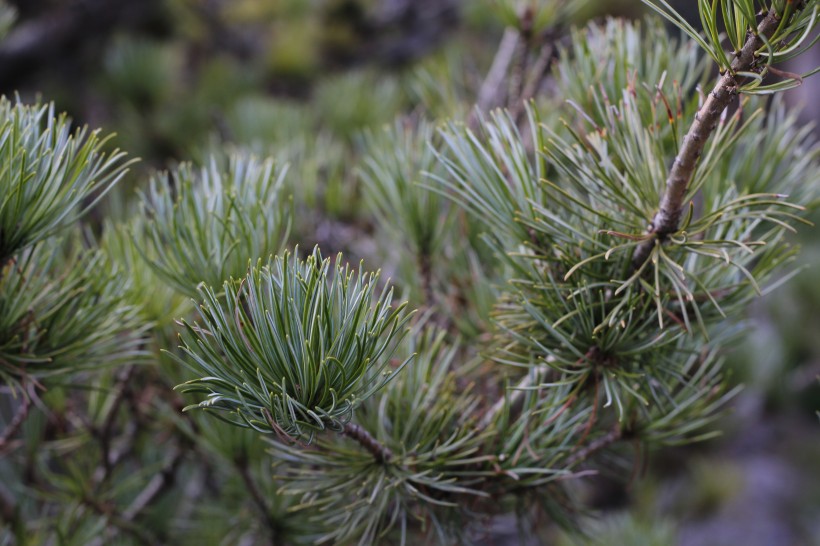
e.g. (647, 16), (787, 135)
(91, 421), (138, 485)
(566, 424), (622, 468)
(83, 493), (162, 546)
(507, 7), (535, 111)
(632, 7), (789, 268)
(471, 27), (521, 127)
(509, 38), (556, 124)
(342, 422), (393, 463)
(95, 365), (136, 478)
(418, 250), (435, 310)
(235, 458), (278, 543)
(0, 385), (33, 455)
(121, 446), (185, 521)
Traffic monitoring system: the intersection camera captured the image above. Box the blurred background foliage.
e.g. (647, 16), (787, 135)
(0, 0), (818, 544)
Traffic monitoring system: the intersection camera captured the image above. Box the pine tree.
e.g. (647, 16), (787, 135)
(1, 1), (818, 544)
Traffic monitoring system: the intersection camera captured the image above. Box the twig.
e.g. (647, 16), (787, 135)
(121, 446), (185, 520)
(415, 249), (454, 331)
(471, 27), (521, 126)
(509, 39), (555, 124)
(235, 458), (278, 543)
(418, 250), (435, 310)
(508, 8), (535, 111)
(566, 424), (622, 467)
(0, 385), (33, 455)
(96, 365), (136, 477)
(91, 421), (138, 485)
(632, 7), (789, 268)
(83, 493), (162, 546)
(342, 422), (393, 463)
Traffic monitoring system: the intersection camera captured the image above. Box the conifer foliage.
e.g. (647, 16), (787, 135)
(1, 1), (818, 544)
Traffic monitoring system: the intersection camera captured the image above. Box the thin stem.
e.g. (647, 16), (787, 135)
(632, 7), (788, 268)
(95, 365), (136, 478)
(235, 458), (278, 543)
(342, 422), (393, 463)
(0, 385), (33, 455)
(83, 492), (163, 546)
(472, 27), (521, 127)
(508, 7), (535, 110)
(510, 38), (556, 124)
(566, 424), (622, 467)
(122, 445), (185, 520)
(418, 249), (435, 310)
(91, 422), (138, 485)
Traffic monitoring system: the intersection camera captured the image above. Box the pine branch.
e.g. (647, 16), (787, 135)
(343, 422), (393, 463)
(121, 445), (185, 520)
(508, 8), (535, 110)
(566, 424), (622, 467)
(509, 38), (556, 124)
(235, 458), (278, 543)
(94, 365), (136, 478)
(174, 248), (412, 437)
(418, 249), (435, 310)
(632, 6), (793, 268)
(473, 27), (520, 123)
(83, 493), (163, 546)
(0, 384), (33, 455)
(91, 421), (138, 485)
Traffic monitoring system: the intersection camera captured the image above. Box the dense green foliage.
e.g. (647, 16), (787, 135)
(0, 99), (131, 262)
(175, 248), (412, 439)
(1, 1), (818, 544)
(137, 154), (291, 298)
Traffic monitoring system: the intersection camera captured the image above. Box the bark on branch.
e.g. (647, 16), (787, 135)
(632, 7), (789, 268)
(471, 27), (521, 127)
(0, 385), (33, 455)
(566, 424), (622, 467)
(343, 422), (393, 463)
